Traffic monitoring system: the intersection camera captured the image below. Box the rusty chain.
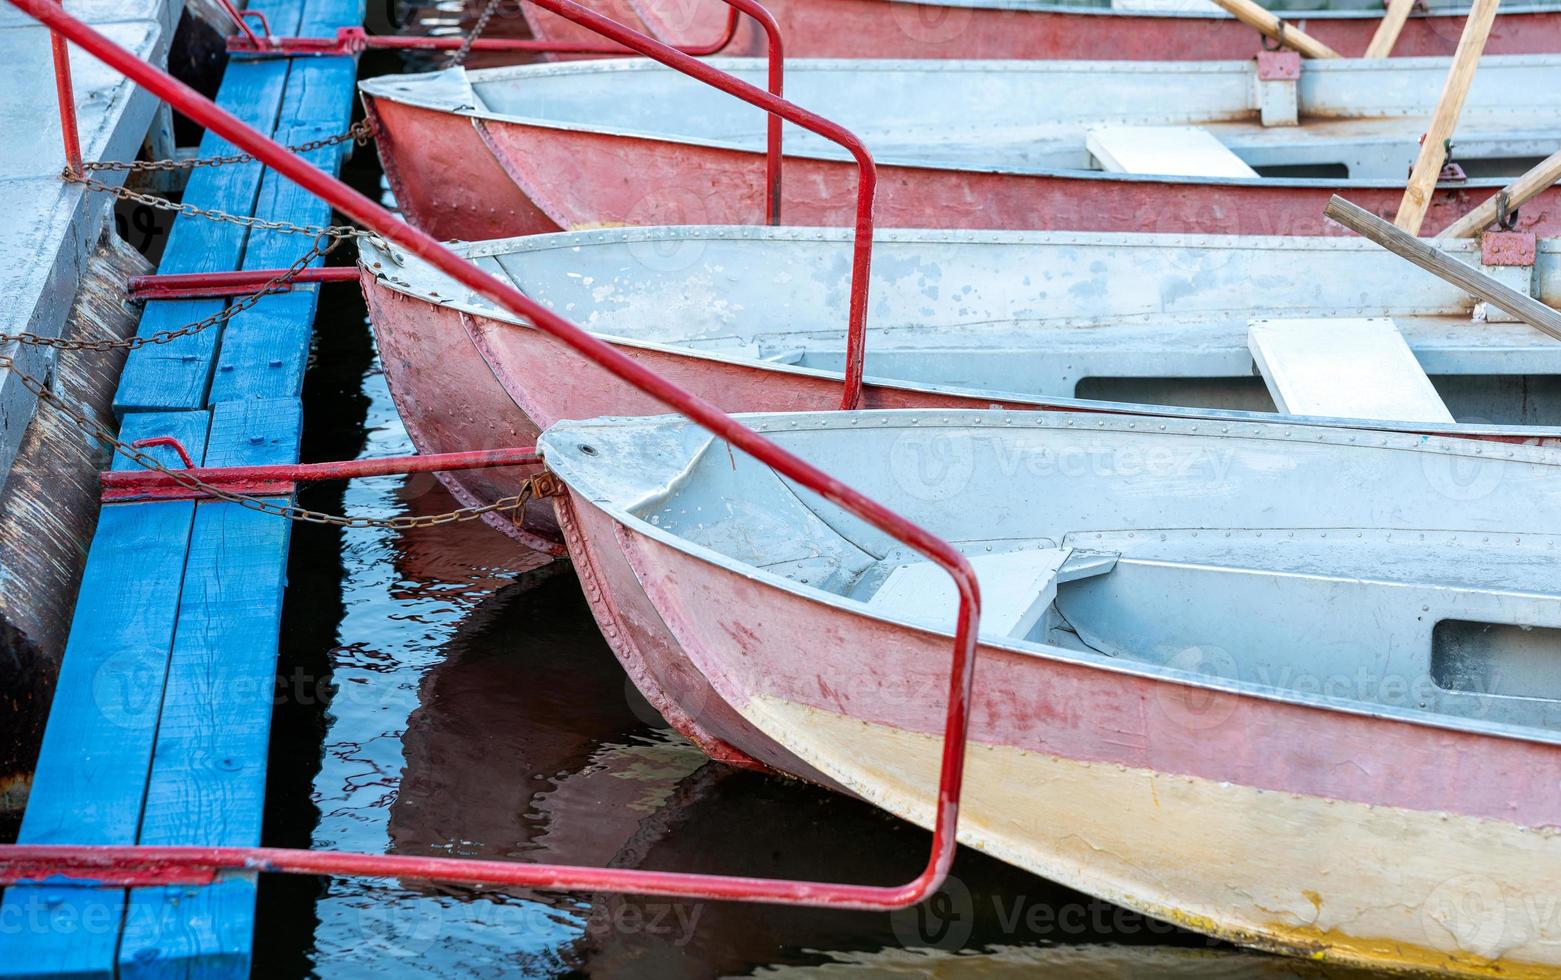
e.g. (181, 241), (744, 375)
(79, 120), (376, 175)
(66, 167), (361, 239)
(449, 0), (509, 67)
(0, 232), (347, 353)
(0, 132), (531, 529)
(0, 348), (537, 529)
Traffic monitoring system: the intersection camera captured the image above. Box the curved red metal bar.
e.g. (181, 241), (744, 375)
(212, 0), (270, 51)
(713, 0), (786, 224)
(525, 0), (873, 409)
(101, 445), (544, 502)
(5, 0), (976, 912)
(46, 0), (81, 172)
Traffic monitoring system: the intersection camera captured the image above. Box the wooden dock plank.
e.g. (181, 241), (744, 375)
(114, 0), (308, 414)
(207, 291), (318, 404)
(118, 399), (302, 980)
(0, 411), (211, 980)
(209, 134), (344, 403)
(114, 2), (364, 974)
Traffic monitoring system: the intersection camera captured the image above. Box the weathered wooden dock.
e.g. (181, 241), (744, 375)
(0, 0), (362, 974)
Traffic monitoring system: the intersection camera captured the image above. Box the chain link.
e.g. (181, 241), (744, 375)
(79, 120), (376, 175)
(449, 0), (507, 67)
(0, 134), (515, 528)
(65, 168), (360, 239)
(0, 349), (536, 529)
(0, 233), (346, 354)
(4, 133), (522, 528)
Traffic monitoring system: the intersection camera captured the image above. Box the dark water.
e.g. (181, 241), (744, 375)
(248, 21), (1386, 979)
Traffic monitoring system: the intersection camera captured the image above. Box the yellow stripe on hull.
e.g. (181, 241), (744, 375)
(746, 696), (1561, 977)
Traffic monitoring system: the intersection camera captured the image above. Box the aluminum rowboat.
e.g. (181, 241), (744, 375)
(520, 0), (1561, 62)
(538, 407), (1561, 976)
(360, 226), (1561, 552)
(359, 57), (1561, 241)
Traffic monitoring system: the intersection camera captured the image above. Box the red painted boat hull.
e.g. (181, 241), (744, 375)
(363, 102), (1561, 239)
(360, 276), (565, 555)
(523, 0), (1561, 61)
(563, 477), (1561, 972)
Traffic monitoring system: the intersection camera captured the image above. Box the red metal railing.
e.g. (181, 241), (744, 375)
(48, 0), (81, 173)
(520, 0), (876, 405)
(128, 265), (360, 299)
(102, 442), (543, 502)
(4, 0), (978, 912)
(137, 0), (784, 282)
(213, 0), (272, 51)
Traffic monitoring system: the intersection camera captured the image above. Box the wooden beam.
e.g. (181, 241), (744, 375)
(1364, 0), (1417, 58)
(1325, 196), (1561, 341)
(1440, 147), (1561, 238)
(1394, 0), (1501, 234)
(1205, 0), (1342, 58)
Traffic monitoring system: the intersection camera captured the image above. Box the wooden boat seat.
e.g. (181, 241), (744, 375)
(1085, 125), (1260, 179)
(868, 548), (1117, 639)
(1248, 317), (1456, 423)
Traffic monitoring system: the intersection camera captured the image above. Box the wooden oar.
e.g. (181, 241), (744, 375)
(1325, 196), (1561, 341)
(1439, 148), (1561, 239)
(1364, 0), (1416, 58)
(1394, 0), (1502, 234)
(1206, 0), (1341, 58)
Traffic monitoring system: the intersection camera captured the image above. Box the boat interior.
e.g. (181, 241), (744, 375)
(365, 229), (1561, 425)
(366, 57), (1561, 179)
(543, 411), (1561, 737)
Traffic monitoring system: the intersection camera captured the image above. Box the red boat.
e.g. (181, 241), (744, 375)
(536, 405), (1561, 976)
(358, 226), (1561, 557)
(520, 0), (1561, 60)
(360, 56), (1561, 242)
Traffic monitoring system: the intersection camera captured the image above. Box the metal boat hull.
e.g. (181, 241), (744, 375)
(361, 57), (1561, 239)
(359, 226), (1561, 557)
(539, 410), (1561, 976)
(521, 0), (1561, 61)
(361, 276), (564, 554)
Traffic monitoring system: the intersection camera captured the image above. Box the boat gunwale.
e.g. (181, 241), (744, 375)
(722, 0), (1561, 18)
(360, 229), (1561, 441)
(539, 408), (1561, 751)
(358, 57), (1561, 183)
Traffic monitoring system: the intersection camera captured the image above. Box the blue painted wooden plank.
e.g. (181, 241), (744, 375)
(118, 398), (302, 980)
(208, 291), (317, 404)
(0, 412), (211, 980)
(114, 0), (310, 414)
(297, 0), (365, 38)
(239, 133), (341, 271)
(112, 66), (288, 415)
(209, 132), (342, 403)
